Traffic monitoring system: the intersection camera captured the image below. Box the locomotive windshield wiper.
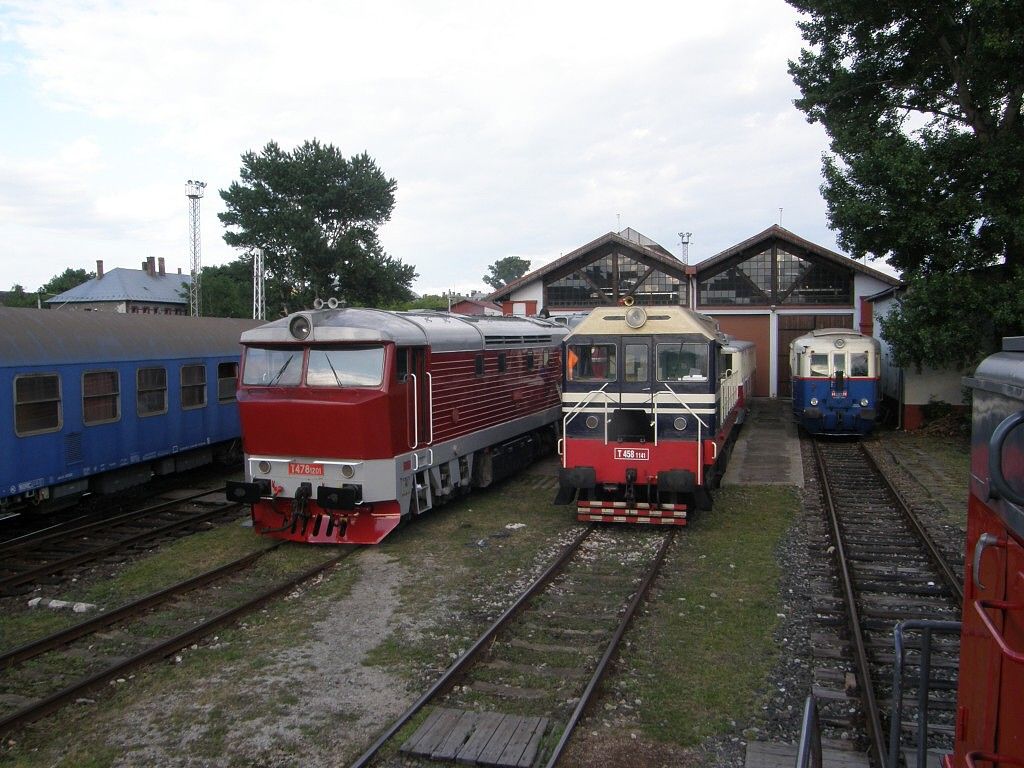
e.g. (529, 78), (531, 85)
(324, 354), (343, 387)
(269, 354), (296, 386)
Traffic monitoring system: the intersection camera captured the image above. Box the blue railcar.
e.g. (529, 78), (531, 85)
(0, 308), (260, 512)
(789, 328), (881, 436)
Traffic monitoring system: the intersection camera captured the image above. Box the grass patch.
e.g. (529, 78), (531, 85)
(618, 485), (798, 745)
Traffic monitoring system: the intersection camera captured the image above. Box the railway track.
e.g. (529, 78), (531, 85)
(806, 439), (962, 768)
(0, 543), (353, 737)
(0, 490), (246, 594)
(350, 525), (673, 768)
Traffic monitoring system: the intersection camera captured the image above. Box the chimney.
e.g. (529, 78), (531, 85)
(177, 267), (182, 274)
(158, 257), (165, 276)
(96, 260), (104, 279)
(147, 256), (156, 276)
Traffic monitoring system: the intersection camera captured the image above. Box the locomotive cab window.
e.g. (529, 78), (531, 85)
(832, 353), (846, 374)
(810, 354), (829, 377)
(181, 364), (207, 409)
(657, 342), (708, 381)
(624, 344), (649, 383)
(83, 370), (120, 425)
(567, 344), (616, 382)
(14, 373), (62, 436)
(242, 347), (303, 387)
(217, 362), (239, 402)
(137, 367), (168, 416)
(307, 346), (384, 388)
(850, 352), (869, 377)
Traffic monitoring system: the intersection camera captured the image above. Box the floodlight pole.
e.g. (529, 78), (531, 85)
(186, 179), (207, 317)
(253, 248), (266, 320)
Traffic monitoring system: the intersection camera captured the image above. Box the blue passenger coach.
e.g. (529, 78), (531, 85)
(1, 308), (259, 512)
(789, 328), (881, 436)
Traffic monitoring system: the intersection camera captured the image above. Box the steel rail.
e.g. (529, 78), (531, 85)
(0, 503), (244, 592)
(543, 529), (674, 767)
(0, 548), (352, 737)
(0, 543), (282, 670)
(859, 444), (963, 604)
(348, 526), (595, 768)
(812, 439), (888, 768)
(0, 487), (226, 554)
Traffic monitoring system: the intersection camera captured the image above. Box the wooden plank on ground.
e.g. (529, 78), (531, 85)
(457, 712), (507, 765)
(501, 716), (548, 768)
(476, 715), (524, 765)
(400, 706), (447, 752)
(432, 711), (479, 760)
(401, 707), (462, 756)
(744, 741), (871, 768)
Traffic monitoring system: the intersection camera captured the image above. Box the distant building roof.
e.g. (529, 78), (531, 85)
(46, 267), (191, 306)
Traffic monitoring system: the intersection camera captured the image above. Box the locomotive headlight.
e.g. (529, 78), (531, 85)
(860, 398), (869, 407)
(341, 464), (355, 479)
(810, 397), (819, 406)
(624, 306), (648, 329)
(289, 314), (311, 340)
(585, 415), (599, 429)
(673, 417), (687, 431)
(257, 460), (272, 474)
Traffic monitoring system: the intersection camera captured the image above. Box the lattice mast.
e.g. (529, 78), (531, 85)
(252, 248), (266, 320)
(186, 180), (207, 317)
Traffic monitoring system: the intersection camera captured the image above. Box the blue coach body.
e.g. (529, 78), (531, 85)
(0, 308), (259, 511)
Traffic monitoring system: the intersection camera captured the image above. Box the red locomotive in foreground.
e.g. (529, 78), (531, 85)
(553, 304), (755, 525)
(945, 336), (1024, 767)
(226, 308), (567, 544)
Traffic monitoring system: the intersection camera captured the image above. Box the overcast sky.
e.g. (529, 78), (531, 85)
(0, 0), (877, 298)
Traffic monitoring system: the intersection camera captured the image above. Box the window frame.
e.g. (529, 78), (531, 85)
(13, 372), (63, 437)
(137, 366), (169, 417)
(82, 369), (121, 426)
(655, 342), (709, 382)
(566, 343), (617, 383)
(217, 362), (239, 403)
(181, 363), (208, 410)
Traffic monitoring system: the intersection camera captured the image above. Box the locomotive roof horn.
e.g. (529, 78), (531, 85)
(622, 295), (635, 307)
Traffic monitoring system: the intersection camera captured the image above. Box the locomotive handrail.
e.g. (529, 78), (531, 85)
(425, 372), (434, 445)
(562, 384), (613, 446)
(409, 372), (419, 448)
(973, 597), (1024, 663)
(965, 752), (1024, 767)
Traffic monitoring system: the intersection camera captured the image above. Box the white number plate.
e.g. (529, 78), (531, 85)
(613, 448), (649, 461)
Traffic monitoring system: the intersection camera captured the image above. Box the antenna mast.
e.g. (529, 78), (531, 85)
(679, 231), (692, 265)
(186, 180), (207, 317)
(252, 248), (266, 320)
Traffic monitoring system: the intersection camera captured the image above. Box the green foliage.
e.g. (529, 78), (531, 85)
(219, 139), (416, 312)
(389, 294), (450, 311)
(788, 0), (1024, 365)
(879, 269), (1024, 370)
(482, 256), (531, 290)
(200, 260), (254, 318)
(2, 284), (39, 307)
(41, 268), (94, 296)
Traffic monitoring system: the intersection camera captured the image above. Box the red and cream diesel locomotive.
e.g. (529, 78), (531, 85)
(226, 308), (567, 544)
(553, 303), (755, 525)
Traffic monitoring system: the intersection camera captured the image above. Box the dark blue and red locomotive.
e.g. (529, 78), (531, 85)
(0, 308), (258, 514)
(553, 303), (755, 525)
(225, 308), (567, 544)
(789, 328), (880, 436)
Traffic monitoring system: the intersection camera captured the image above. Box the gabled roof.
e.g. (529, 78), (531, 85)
(487, 229), (684, 302)
(46, 268), (192, 305)
(697, 225), (902, 286)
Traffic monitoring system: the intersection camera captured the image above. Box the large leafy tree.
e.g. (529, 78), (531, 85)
(483, 256), (531, 290)
(41, 268), (94, 296)
(200, 260), (253, 318)
(219, 140), (415, 312)
(788, 0), (1024, 367)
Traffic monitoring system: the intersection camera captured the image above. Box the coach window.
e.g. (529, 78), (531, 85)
(83, 370), (120, 425)
(566, 344), (616, 382)
(14, 373), (62, 436)
(657, 343), (708, 382)
(624, 344), (649, 383)
(307, 347), (385, 387)
(181, 364), (207, 409)
(810, 354), (829, 377)
(217, 362), (239, 402)
(850, 352), (869, 377)
(242, 348), (303, 387)
(137, 367), (168, 416)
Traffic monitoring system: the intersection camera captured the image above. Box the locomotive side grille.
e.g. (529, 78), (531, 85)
(483, 334), (555, 346)
(65, 432), (83, 464)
